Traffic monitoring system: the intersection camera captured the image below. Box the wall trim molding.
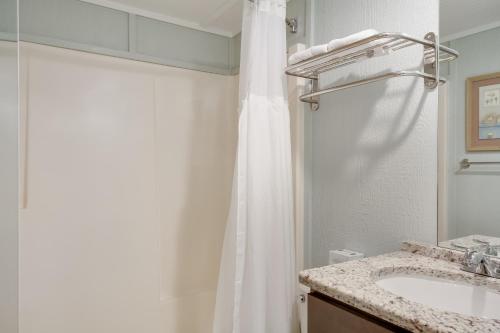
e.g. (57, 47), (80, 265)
(20, 35), (236, 76)
(0, 32), (17, 42)
(442, 20), (500, 42)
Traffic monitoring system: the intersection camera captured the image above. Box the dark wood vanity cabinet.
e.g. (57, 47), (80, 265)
(308, 292), (410, 333)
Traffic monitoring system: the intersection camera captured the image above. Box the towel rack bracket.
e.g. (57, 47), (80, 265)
(423, 32), (439, 89)
(310, 79), (320, 111)
(460, 159), (471, 169)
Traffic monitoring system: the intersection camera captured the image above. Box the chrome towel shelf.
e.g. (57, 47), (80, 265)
(285, 32), (459, 111)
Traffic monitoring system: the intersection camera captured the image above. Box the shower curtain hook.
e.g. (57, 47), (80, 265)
(247, 0), (297, 33)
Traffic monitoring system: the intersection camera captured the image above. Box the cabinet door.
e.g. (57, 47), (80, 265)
(308, 293), (409, 333)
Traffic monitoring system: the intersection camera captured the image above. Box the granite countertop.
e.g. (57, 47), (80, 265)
(299, 242), (500, 333)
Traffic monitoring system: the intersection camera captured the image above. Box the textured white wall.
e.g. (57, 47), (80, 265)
(446, 27), (500, 239)
(19, 42), (238, 333)
(309, 0), (439, 266)
(0, 41), (19, 333)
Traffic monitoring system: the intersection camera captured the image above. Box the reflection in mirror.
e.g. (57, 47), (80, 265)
(438, 0), (500, 257)
(0, 0), (18, 332)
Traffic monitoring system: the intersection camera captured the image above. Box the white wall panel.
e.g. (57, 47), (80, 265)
(19, 42), (238, 333)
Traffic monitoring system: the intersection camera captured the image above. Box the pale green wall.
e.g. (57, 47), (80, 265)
(287, 0), (310, 47)
(0, 0), (17, 41)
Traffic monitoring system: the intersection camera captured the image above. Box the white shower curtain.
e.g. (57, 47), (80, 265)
(213, 0), (296, 332)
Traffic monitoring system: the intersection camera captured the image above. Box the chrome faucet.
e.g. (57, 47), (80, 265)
(462, 240), (500, 279)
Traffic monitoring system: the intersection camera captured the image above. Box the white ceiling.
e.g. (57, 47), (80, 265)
(84, 0), (500, 41)
(440, 0), (500, 41)
(81, 0), (244, 37)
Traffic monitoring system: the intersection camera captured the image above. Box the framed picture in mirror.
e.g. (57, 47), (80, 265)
(467, 72), (500, 151)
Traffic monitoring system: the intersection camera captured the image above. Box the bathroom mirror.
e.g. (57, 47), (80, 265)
(0, 0), (18, 332)
(438, 0), (500, 256)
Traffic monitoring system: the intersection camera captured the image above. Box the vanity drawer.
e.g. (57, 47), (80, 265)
(308, 292), (410, 333)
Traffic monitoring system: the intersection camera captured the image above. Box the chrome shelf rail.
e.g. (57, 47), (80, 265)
(299, 70), (446, 105)
(285, 32), (459, 111)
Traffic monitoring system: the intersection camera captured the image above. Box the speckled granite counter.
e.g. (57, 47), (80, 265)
(300, 242), (500, 333)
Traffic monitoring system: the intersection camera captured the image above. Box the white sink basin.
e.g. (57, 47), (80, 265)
(376, 275), (500, 320)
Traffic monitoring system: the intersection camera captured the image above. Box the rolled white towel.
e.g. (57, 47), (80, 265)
(370, 45), (391, 58)
(327, 29), (379, 51)
(288, 44), (328, 65)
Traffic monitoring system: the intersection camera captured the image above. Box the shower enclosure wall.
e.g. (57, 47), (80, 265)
(18, 1), (241, 332)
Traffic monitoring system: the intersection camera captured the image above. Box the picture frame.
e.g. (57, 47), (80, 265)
(466, 72), (500, 151)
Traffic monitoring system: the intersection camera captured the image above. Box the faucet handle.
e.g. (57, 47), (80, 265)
(483, 256), (500, 278)
(462, 241), (500, 278)
(462, 249), (488, 275)
(463, 248), (483, 266)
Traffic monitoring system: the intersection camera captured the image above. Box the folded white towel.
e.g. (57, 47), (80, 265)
(288, 29), (388, 66)
(327, 29), (379, 51)
(288, 44), (328, 65)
